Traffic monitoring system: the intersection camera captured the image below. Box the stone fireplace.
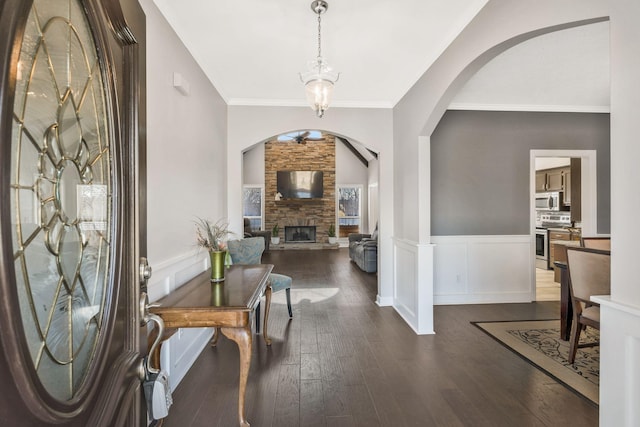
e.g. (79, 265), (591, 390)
(264, 135), (336, 244)
(285, 225), (316, 243)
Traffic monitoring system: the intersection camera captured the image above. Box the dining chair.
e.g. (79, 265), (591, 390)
(565, 246), (611, 364)
(227, 237), (293, 332)
(580, 236), (611, 251)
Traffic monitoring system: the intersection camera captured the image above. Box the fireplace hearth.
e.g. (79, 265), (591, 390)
(285, 226), (316, 243)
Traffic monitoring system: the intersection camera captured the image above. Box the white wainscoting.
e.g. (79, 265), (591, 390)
(147, 252), (213, 392)
(393, 238), (435, 335)
(431, 235), (533, 305)
(592, 297), (640, 427)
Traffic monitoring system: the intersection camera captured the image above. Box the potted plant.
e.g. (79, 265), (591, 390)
(271, 224), (280, 245)
(328, 223), (337, 244)
(195, 217), (233, 282)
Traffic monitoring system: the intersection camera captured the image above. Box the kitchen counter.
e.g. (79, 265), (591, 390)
(549, 239), (581, 247)
(547, 226), (582, 234)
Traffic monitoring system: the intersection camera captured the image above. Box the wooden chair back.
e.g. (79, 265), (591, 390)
(581, 236), (611, 251)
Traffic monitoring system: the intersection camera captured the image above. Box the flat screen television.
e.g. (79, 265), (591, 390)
(277, 171), (323, 199)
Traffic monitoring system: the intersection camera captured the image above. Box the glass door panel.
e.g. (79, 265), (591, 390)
(10, 0), (111, 401)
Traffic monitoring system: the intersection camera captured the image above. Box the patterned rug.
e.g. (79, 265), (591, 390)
(473, 320), (599, 405)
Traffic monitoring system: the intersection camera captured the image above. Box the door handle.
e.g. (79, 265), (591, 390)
(138, 257), (163, 360)
(145, 312), (165, 375)
(140, 291), (164, 372)
(139, 291), (161, 326)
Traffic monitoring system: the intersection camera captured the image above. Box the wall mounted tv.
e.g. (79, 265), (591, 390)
(277, 171), (324, 199)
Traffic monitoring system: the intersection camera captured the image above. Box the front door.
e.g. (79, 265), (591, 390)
(0, 0), (148, 425)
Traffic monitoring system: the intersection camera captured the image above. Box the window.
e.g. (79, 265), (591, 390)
(277, 130), (322, 142)
(338, 186), (361, 237)
(243, 186), (263, 230)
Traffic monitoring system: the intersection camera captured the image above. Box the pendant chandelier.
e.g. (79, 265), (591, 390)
(299, 0), (340, 118)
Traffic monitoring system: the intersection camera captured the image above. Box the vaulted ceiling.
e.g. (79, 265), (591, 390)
(152, 0), (609, 112)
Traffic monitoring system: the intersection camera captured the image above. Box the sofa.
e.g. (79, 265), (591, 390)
(243, 218), (271, 252)
(348, 225), (378, 273)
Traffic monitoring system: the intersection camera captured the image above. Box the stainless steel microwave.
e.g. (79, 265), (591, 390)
(535, 192), (561, 211)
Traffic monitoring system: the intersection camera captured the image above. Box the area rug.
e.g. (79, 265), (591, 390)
(473, 320), (599, 405)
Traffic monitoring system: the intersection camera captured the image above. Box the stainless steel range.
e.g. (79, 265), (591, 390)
(535, 212), (571, 269)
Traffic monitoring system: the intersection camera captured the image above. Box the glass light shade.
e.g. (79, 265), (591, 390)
(305, 79), (334, 118)
(300, 57), (339, 118)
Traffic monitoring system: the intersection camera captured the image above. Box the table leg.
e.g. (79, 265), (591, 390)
(263, 285), (272, 346)
(559, 267), (573, 341)
(221, 326), (252, 427)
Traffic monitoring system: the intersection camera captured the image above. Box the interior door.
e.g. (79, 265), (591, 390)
(0, 0), (148, 425)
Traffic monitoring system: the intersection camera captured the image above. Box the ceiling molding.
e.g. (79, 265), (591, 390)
(227, 98), (394, 109)
(447, 103), (610, 113)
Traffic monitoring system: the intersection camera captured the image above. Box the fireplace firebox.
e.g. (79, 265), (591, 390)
(284, 226), (316, 243)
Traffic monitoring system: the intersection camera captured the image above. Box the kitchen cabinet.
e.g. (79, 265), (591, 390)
(546, 169), (565, 192)
(569, 158), (581, 222)
(549, 229), (570, 274)
(535, 172), (547, 192)
(563, 170), (572, 205)
(536, 166), (570, 193)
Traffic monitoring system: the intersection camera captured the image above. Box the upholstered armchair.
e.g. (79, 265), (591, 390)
(348, 224), (378, 273)
(227, 237), (293, 331)
(580, 236), (611, 251)
(565, 246), (610, 364)
(243, 218), (271, 252)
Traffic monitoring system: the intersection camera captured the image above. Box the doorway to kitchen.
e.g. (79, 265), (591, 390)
(535, 156), (570, 301)
(530, 150), (597, 301)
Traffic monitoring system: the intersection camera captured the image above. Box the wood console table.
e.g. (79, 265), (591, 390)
(150, 264), (274, 426)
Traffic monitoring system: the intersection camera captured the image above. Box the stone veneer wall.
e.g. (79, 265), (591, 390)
(264, 136), (335, 243)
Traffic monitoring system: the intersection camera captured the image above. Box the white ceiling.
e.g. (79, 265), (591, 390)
(152, 0), (609, 112)
(152, 0), (488, 108)
(451, 21), (610, 112)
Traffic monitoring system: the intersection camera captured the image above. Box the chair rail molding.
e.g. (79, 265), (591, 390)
(432, 235), (532, 305)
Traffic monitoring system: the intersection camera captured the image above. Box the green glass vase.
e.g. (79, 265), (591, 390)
(209, 250), (226, 282)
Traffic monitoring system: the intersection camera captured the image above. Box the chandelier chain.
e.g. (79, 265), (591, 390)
(317, 13), (322, 61)
(300, 0), (337, 118)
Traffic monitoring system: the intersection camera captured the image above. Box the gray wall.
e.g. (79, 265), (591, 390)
(243, 143), (265, 185)
(431, 110), (610, 235)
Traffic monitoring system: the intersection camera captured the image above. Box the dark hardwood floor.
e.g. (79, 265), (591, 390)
(161, 248), (598, 427)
